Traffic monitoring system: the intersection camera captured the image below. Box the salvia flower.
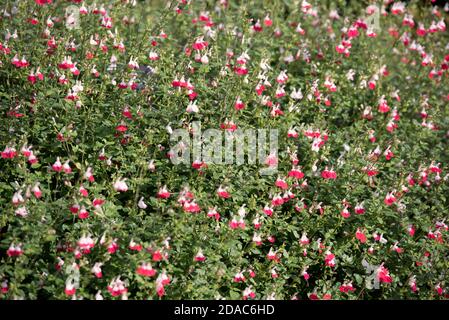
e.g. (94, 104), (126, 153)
(136, 263), (156, 277)
(113, 178), (128, 192)
(377, 264), (393, 283)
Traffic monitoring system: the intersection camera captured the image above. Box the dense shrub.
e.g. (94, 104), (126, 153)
(1, 0), (449, 300)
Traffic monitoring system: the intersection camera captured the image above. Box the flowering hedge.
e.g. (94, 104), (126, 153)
(1, 0), (449, 300)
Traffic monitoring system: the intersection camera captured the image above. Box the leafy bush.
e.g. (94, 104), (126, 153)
(1, 0), (449, 300)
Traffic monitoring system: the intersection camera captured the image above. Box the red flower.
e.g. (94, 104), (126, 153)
(1, 147), (17, 159)
(116, 124), (128, 132)
(136, 263), (157, 277)
(309, 293), (319, 300)
(65, 285), (76, 296)
(377, 265), (393, 283)
(7, 243), (23, 257)
(156, 283), (165, 297)
(157, 186), (171, 199)
(288, 168), (304, 179)
(324, 251), (336, 267)
(152, 250), (163, 262)
(78, 206), (89, 219)
(107, 240), (119, 254)
(35, 0), (52, 5)
(321, 167), (337, 179)
(217, 186), (230, 199)
(129, 240), (142, 251)
(384, 192), (397, 206)
(194, 249), (206, 261)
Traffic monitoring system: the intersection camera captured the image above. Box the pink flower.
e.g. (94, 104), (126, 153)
(63, 160), (72, 174)
(378, 96), (390, 113)
(355, 203), (365, 215)
(70, 204), (80, 215)
(271, 194), (284, 207)
(288, 167), (304, 179)
(265, 152), (278, 167)
(435, 283), (443, 296)
(347, 26), (359, 38)
(253, 216), (261, 229)
(192, 37), (208, 50)
(324, 251), (336, 267)
(183, 200), (201, 213)
(339, 282), (356, 293)
(341, 207), (351, 218)
(267, 248), (278, 261)
(35, 0), (52, 5)
(32, 183), (42, 198)
(384, 191), (397, 206)
(79, 185), (88, 197)
(92, 263), (103, 278)
(300, 233), (310, 246)
(93, 198), (105, 208)
(233, 272), (246, 283)
(276, 70), (288, 84)
(377, 265), (393, 283)
(192, 159), (206, 170)
(11, 55), (29, 68)
(107, 277), (128, 297)
(65, 282), (76, 296)
(264, 15), (272, 27)
(160, 271), (171, 286)
(152, 250), (163, 262)
(220, 120), (237, 131)
(129, 240), (142, 251)
(275, 177), (288, 190)
(12, 190), (24, 205)
(115, 123), (128, 132)
(234, 97), (245, 110)
(263, 205), (274, 216)
(113, 178), (128, 192)
(302, 267), (310, 280)
(243, 286), (256, 300)
(52, 157), (62, 172)
(84, 167), (95, 182)
(78, 206), (89, 219)
(1, 280), (9, 294)
(391, 2), (406, 15)
(21, 146), (33, 157)
(356, 229), (367, 243)
(321, 167), (337, 179)
(288, 128), (299, 138)
(252, 233), (262, 245)
(156, 281), (165, 297)
(7, 243), (23, 257)
(229, 217), (239, 229)
(78, 235), (95, 252)
(271, 267), (278, 278)
(136, 263), (156, 277)
(207, 207), (220, 221)
(107, 240), (119, 254)
(217, 186), (231, 199)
